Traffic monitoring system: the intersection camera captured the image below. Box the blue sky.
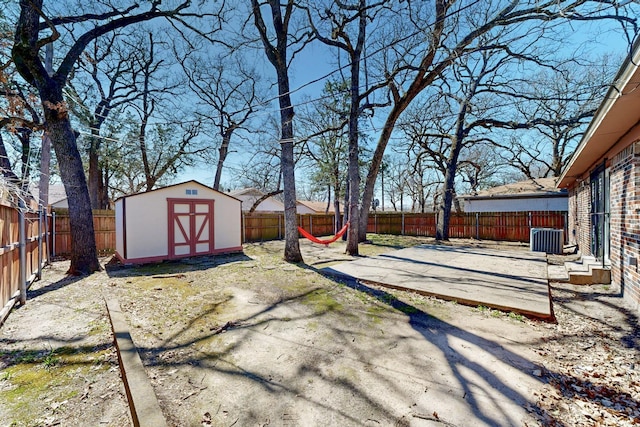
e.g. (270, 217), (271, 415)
(178, 9), (638, 196)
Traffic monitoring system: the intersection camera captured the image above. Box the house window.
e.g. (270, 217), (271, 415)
(186, 189), (198, 195)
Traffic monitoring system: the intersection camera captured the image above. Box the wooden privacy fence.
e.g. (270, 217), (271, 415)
(244, 211), (567, 243)
(0, 202), (49, 327)
(51, 209), (116, 256)
(49, 210), (567, 255)
(366, 211), (567, 242)
(243, 213), (337, 242)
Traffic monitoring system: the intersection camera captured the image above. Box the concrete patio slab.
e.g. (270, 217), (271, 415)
(323, 244), (553, 319)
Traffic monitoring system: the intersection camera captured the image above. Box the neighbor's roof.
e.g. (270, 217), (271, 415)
(297, 200), (335, 213)
(228, 187), (265, 197)
(558, 37), (640, 188)
(460, 177), (567, 200)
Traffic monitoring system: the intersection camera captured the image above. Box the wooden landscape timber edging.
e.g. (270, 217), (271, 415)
(105, 298), (168, 427)
(50, 210), (567, 255)
(0, 202), (50, 328)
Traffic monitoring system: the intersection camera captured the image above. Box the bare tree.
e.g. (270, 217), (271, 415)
(297, 80), (349, 230)
(0, 79), (42, 189)
(11, 0), (217, 273)
(1, 11), (43, 189)
(358, 0), (638, 242)
(67, 30), (150, 209)
(251, 0), (312, 263)
(182, 52), (260, 190)
(457, 143), (505, 194)
(402, 43), (544, 239)
(304, 0), (390, 254)
(492, 64), (610, 178)
(124, 32), (205, 191)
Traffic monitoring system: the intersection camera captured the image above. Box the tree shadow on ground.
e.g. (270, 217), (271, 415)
(104, 252), (254, 278)
(550, 282), (640, 350)
(115, 253), (562, 426)
(26, 274), (85, 300)
(321, 273), (555, 426)
(127, 287), (406, 425)
(529, 281), (640, 424)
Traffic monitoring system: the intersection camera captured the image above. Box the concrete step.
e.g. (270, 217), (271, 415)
(568, 268), (611, 285)
(564, 256), (611, 285)
(547, 264), (569, 281)
(565, 256), (598, 272)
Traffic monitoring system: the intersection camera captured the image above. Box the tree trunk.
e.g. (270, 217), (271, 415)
(436, 136), (464, 240)
(44, 96), (100, 273)
(345, 121), (360, 255)
(342, 172), (349, 241)
(18, 130), (31, 186)
(436, 164), (456, 240)
(359, 108), (402, 241)
(325, 184), (331, 214)
(333, 199), (341, 232)
(38, 133), (51, 206)
(251, 0), (302, 263)
(87, 135), (103, 209)
(277, 70), (302, 263)
(213, 130), (232, 190)
(344, 0), (367, 255)
(0, 133), (20, 184)
(333, 166), (342, 232)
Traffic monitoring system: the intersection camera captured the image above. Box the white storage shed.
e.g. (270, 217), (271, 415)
(115, 180), (242, 264)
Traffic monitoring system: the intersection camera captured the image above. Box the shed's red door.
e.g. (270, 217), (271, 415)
(168, 199), (215, 258)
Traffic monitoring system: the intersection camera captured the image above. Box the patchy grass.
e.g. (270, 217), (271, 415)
(508, 311), (525, 322)
(359, 234), (435, 255)
(302, 289), (343, 314)
(0, 346), (112, 424)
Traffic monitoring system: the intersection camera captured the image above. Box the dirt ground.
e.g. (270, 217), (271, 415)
(0, 235), (638, 426)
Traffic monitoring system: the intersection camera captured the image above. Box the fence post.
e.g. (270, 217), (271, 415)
(37, 206), (43, 279)
(278, 214), (282, 240)
(52, 211), (56, 257)
(310, 215), (313, 236)
(43, 207), (49, 265)
(401, 212), (405, 235)
(476, 212), (479, 240)
(18, 201), (26, 305)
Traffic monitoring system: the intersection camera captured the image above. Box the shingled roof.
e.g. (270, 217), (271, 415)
(461, 177), (567, 200)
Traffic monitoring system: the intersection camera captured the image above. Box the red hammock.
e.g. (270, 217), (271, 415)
(297, 222), (349, 246)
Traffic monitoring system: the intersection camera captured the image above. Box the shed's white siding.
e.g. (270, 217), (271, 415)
(115, 200), (124, 256)
(464, 196), (568, 213)
(115, 181), (242, 263)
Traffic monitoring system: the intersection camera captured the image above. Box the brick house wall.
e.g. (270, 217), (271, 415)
(568, 141), (640, 312)
(610, 143), (640, 311)
(567, 180), (591, 255)
(559, 41), (640, 315)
